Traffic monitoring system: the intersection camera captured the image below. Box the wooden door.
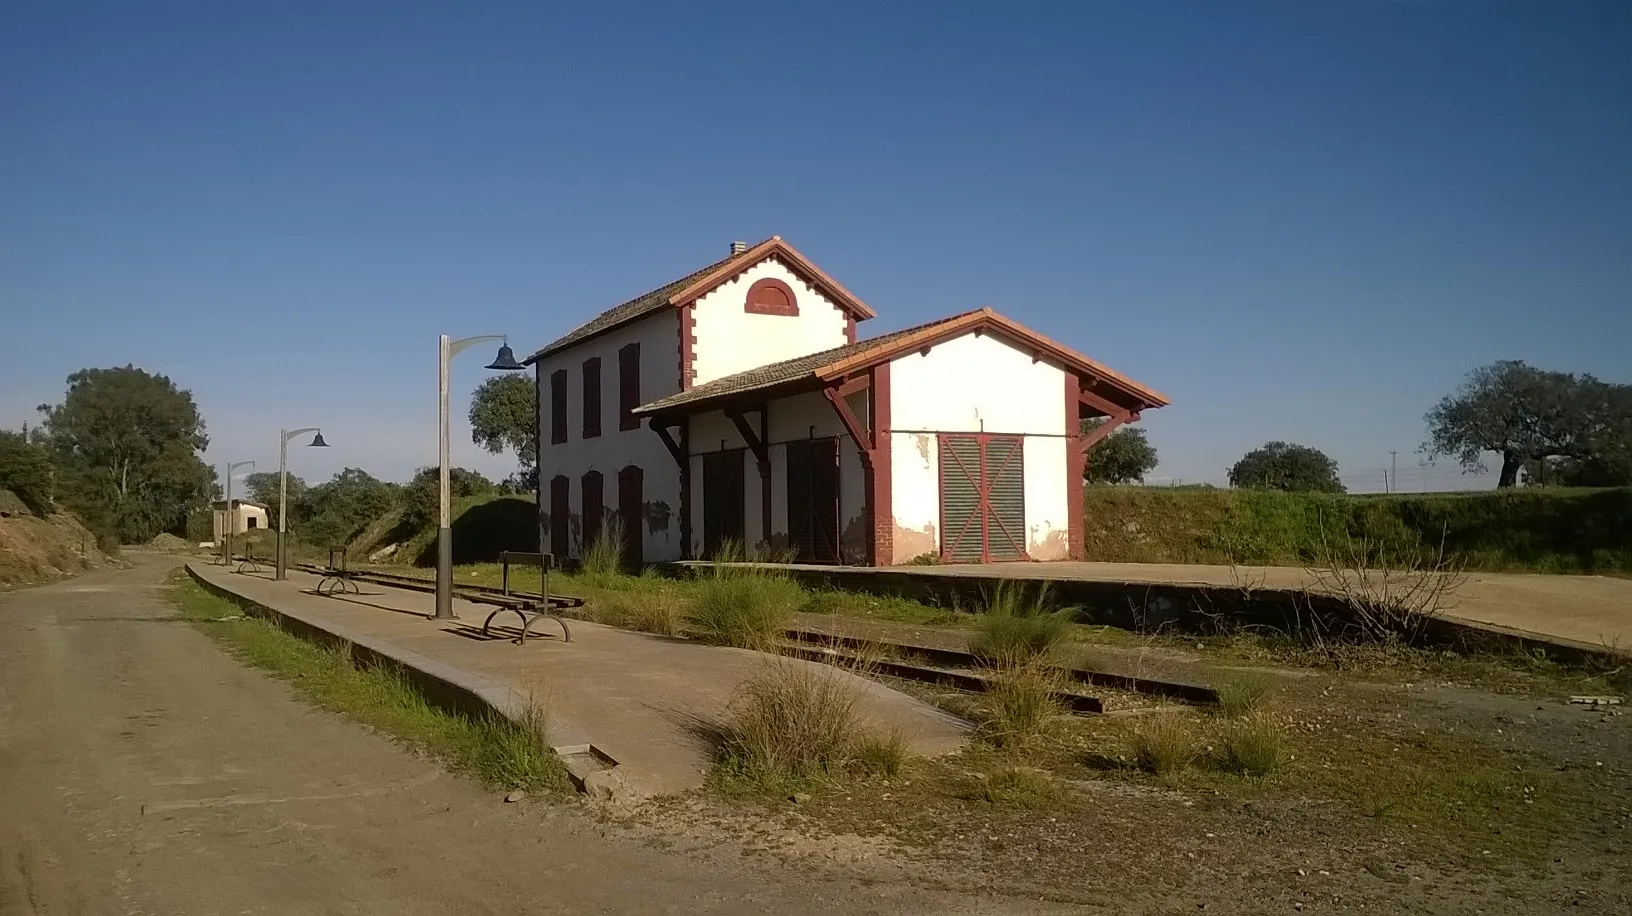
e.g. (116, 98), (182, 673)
(939, 434), (1026, 562)
(701, 449), (746, 558)
(785, 438), (840, 562)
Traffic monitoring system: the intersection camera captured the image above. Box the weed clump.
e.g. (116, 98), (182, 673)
(578, 519), (630, 589)
(962, 767), (1064, 808)
(1215, 717), (1286, 776)
(969, 583), (1073, 667)
(715, 660), (906, 787)
(1214, 674), (1272, 718)
(1127, 714), (1202, 777)
(980, 662), (1064, 748)
(685, 542), (804, 650)
(594, 590), (684, 637)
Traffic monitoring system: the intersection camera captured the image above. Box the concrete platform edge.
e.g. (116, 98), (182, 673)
(184, 562), (608, 794)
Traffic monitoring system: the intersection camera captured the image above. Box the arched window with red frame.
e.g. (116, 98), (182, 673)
(744, 277), (798, 316)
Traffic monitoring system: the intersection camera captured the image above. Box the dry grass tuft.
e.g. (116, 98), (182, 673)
(980, 661), (1065, 748)
(1214, 716), (1286, 776)
(714, 659), (907, 788)
(961, 766), (1064, 808)
(1127, 713), (1202, 777)
(685, 543), (805, 650)
(1214, 674), (1272, 718)
(594, 590), (684, 637)
(969, 582), (1074, 667)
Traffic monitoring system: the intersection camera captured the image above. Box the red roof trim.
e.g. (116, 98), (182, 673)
(667, 237), (877, 321)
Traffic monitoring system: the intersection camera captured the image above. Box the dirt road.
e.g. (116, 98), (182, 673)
(0, 557), (1045, 915)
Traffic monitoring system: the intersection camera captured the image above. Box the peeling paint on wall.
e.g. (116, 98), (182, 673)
(1029, 526), (1069, 561)
(892, 521), (937, 564)
(840, 511), (869, 565)
(643, 500), (672, 536)
(913, 433), (931, 467)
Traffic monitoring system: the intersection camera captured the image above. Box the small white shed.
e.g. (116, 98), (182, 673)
(211, 499), (268, 543)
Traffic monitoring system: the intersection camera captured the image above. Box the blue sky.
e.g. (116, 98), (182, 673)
(3, 1), (1628, 492)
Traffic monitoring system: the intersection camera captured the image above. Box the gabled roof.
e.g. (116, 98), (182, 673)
(522, 237), (876, 365)
(634, 307), (1170, 417)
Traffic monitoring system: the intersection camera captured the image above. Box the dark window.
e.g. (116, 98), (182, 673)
(582, 357), (602, 439)
(549, 475), (570, 558)
(618, 342), (641, 431)
(618, 465), (644, 569)
(581, 470), (604, 551)
(744, 278), (798, 316)
(550, 369), (567, 444)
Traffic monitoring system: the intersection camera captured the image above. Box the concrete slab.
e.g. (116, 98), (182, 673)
(187, 563), (969, 796)
(691, 560), (1632, 655)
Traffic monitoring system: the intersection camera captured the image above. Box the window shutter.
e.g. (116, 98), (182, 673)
(549, 369), (567, 444)
(618, 343), (641, 431)
(583, 357), (602, 439)
(582, 470), (604, 551)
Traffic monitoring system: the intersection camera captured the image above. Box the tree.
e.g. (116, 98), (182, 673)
(400, 466), (496, 531)
(1081, 419), (1159, 484)
(1422, 360), (1629, 488)
(243, 471), (306, 529)
(35, 366), (214, 543)
(300, 468), (401, 547)
(469, 374), (536, 479)
(1228, 441), (1344, 493)
(0, 429), (54, 514)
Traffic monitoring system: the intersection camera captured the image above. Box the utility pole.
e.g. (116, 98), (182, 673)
(1389, 450), (1397, 494)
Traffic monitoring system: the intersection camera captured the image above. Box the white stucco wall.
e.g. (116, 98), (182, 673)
(686, 390), (866, 561)
(690, 258), (851, 386)
(534, 311), (682, 561)
(886, 331), (1071, 562)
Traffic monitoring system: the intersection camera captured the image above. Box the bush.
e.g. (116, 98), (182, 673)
(1215, 717), (1286, 776)
(969, 583), (1073, 667)
(716, 660), (871, 783)
(0, 430), (54, 514)
(1127, 714), (1201, 777)
(685, 557), (804, 651)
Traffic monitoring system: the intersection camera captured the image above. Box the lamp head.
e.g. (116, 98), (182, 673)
(485, 338), (524, 371)
(308, 432), (329, 448)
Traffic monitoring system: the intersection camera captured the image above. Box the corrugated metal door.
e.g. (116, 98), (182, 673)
(938, 434), (1027, 562)
(702, 449), (746, 558)
(786, 438), (840, 563)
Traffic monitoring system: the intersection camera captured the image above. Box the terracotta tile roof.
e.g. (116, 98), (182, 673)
(522, 246), (757, 365)
(522, 237), (876, 365)
(635, 307), (1176, 417)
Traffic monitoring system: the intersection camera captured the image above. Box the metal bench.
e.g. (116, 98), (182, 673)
(480, 550), (571, 645)
(234, 548), (264, 574)
(315, 547), (362, 596)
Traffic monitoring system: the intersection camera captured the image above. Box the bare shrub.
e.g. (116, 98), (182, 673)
(970, 582), (1074, 667)
(1299, 516), (1468, 652)
(1127, 714), (1201, 777)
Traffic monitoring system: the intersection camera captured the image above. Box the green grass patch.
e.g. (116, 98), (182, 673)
(1126, 713), (1203, 777)
(969, 583), (1073, 667)
(685, 562), (804, 651)
(167, 573), (569, 794)
(959, 766), (1065, 808)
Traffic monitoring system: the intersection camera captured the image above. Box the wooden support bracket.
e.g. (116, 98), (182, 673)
(725, 408), (769, 469)
(823, 384), (875, 465)
(649, 418), (686, 469)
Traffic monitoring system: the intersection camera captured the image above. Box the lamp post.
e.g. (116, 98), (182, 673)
(435, 334), (524, 619)
(221, 460), (255, 566)
(275, 427), (329, 580)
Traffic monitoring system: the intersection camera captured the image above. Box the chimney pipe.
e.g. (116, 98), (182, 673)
(729, 240), (748, 255)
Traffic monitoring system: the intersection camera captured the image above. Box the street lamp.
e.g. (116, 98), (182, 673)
(435, 334), (524, 619)
(275, 427), (329, 580)
(221, 460), (255, 566)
